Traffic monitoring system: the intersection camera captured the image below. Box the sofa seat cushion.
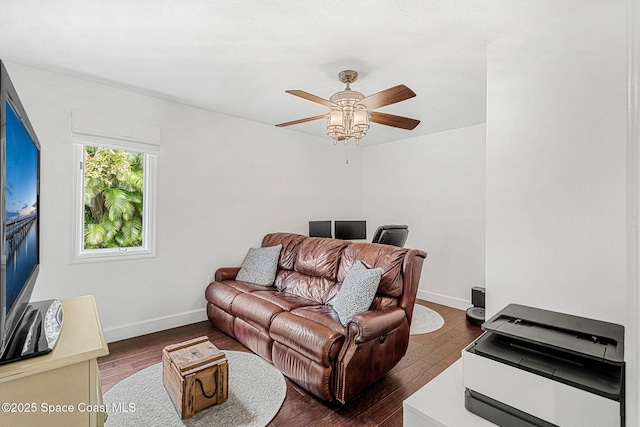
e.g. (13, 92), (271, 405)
(230, 293), (284, 333)
(208, 279), (270, 297)
(290, 305), (346, 336)
(205, 281), (241, 311)
(269, 311), (344, 366)
(205, 279), (274, 310)
(250, 290), (320, 312)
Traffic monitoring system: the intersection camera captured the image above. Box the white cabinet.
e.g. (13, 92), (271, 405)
(0, 295), (109, 427)
(403, 360), (496, 427)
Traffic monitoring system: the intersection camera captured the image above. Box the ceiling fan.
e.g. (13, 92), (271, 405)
(276, 70), (420, 145)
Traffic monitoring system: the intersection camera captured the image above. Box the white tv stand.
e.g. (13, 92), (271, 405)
(0, 295), (109, 427)
(403, 359), (497, 427)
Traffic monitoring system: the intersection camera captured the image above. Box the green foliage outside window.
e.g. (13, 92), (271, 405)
(83, 146), (144, 249)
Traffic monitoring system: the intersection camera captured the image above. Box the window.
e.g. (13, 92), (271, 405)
(70, 110), (159, 262)
(84, 146), (145, 249)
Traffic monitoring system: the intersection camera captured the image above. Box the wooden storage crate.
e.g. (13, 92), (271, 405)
(162, 336), (228, 419)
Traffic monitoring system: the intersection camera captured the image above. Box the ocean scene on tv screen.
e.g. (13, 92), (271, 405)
(5, 100), (38, 313)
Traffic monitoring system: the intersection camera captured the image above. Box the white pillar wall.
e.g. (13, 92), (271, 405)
(486, 1), (634, 421)
(485, 0), (628, 325)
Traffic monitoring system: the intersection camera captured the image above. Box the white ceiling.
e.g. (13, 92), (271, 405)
(0, 0), (597, 145)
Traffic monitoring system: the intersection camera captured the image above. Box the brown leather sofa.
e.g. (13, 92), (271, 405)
(204, 232), (427, 403)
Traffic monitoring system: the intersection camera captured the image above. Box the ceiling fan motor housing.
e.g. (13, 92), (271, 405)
(330, 90), (366, 107)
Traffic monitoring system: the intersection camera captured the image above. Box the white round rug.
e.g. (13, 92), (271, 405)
(104, 350), (286, 427)
(410, 304), (445, 335)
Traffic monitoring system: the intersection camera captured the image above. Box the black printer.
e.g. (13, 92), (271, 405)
(462, 304), (625, 427)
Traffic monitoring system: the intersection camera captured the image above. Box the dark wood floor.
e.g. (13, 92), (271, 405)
(98, 300), (483, 427)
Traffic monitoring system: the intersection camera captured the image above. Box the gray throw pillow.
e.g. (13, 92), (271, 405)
(333, 261), (384, 326)
(235, 244), (283, 286)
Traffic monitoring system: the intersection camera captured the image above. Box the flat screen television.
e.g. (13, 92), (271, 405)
(309, 220), (332, 238)
(0, 61), (61, 365)
(334, 220), (367, 240)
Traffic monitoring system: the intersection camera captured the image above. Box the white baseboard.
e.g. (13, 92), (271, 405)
(416, 289), (472, 311)
(103, 308), (208, 343)
(102, 293), (469, 343)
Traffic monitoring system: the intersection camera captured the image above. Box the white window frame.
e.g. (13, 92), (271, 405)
(70, 111), (159, 263)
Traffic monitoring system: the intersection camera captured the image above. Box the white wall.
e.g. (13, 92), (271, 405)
(5, 62), (363, 342)
(361, 124), (486, 309)
(486, 0), (628, 324)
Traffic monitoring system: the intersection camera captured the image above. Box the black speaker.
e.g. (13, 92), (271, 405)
(471, 286), (485, 308)
(466, 286), (486, 326)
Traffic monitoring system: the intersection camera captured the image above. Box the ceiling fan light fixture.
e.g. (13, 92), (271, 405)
(326, 106), (369, 144)
(352, 109), (369, 131)
(327, 109), (345, 141)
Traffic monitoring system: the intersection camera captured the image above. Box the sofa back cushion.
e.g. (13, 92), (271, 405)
(295, 237), (349, 281)
(262, 233), (307, 271)
(274, 270), (339, 305)
(260, 234), (348, 304)
(337, 243), (408, 298)
(259, 233), (410, 306)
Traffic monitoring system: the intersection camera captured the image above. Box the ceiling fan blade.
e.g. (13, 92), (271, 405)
(370, 111), (420, 130)
(357, 84), (416, 110)
(275, 114), (327, 127)
(285, 90), (336, 107)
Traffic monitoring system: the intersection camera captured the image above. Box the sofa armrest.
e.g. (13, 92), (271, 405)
(214, 267), (241, 282)
(336, 306), (411, 403)
(348, 307), (407, 343)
